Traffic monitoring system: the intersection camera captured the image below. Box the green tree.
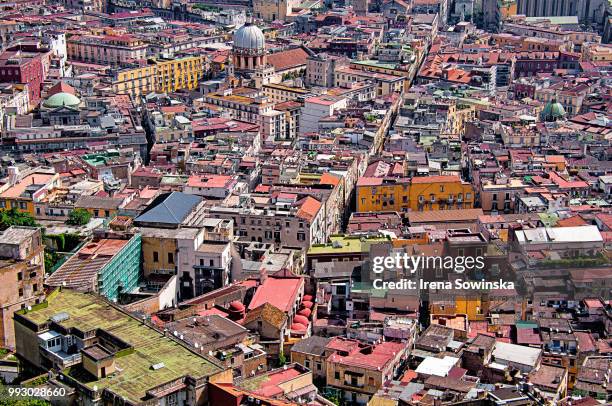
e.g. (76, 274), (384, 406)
(0, 208), (38, 230)
(277, 351), (287, 367)
(66, 209), (91, 226)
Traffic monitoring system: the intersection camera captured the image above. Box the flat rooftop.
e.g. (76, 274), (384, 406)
(19, 289), (223, 403)
(0, 226), (38, 245)
(307, 235), (390, 255)
(164, 314), (246, 348)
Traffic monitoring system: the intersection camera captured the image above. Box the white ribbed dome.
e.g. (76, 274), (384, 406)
(233, 23), (265, 50)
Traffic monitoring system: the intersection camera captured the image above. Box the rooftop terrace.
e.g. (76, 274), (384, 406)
(20, 289), (224, 403)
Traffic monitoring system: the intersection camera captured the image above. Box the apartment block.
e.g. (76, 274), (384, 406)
(0, 227), (44, 349)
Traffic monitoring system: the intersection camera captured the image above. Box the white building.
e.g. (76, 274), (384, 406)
(299, 95), (348, 135)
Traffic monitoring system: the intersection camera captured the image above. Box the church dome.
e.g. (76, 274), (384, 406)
(233, 23), (265, 51)
(541, 99), (566, 122)
(44, 92), (81, 108)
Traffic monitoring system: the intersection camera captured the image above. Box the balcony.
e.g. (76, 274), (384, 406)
(40, 346), (81, 368)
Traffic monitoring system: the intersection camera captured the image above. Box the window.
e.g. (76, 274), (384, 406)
(18, 288), (23, 297)
(168, 252), (174, 264)
(297, 232), (305, 241)
(440, 185), (445, 192)
(210, 259), (214, 267)
(334, 371), (340, 380)
(153, 252), (159, 262)
(305, 360), (310, 368)
(17, 272), (22, 281)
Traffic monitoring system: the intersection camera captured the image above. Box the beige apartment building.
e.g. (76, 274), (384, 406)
(0, 227), (45, 349)
(67, 34), (147, 66)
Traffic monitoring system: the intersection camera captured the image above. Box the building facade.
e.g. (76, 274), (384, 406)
(0, 227), (45, 349)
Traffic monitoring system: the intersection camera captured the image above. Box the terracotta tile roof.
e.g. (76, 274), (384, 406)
(0, 173), (55, 199)
(267, 47), (310, 72)
(557, 215), (588, 227)
(356, 176), (383, 186)
(408, 209), (484, 224)
(295, 196), (321, 221)
(248, 276), (303, 313)
(48, 81), (76, 96)
(319, 172), (341, 187)
(411, 175), (463, 184)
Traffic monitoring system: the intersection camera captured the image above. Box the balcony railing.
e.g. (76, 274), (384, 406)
(40, 347), (81, 368)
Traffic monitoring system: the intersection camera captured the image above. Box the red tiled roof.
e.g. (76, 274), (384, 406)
(48, 81), (76, 96)
(248, 276), (303, 313)
(516, 327), (542, 346)
(357, 177), (383, 186)
(319, 172), (341, 187)
(411, 175), (462, 184)
(556, 215), (588, 227)
(574, 331), (597, 353)
(267, 47), (310, 72)
(296, 196), (321, 221)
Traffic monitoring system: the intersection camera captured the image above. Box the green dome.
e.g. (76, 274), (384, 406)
(541, 99), (566, 122)
(43, 92), (81, 108)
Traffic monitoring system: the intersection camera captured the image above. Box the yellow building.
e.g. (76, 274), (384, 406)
(139, 228), (182, 278)
(409, 175), (475, 212)
(356, 175), (474, 213)
(154, 56), (205, 93)
(253, 0), (299, 21)
(581, 43), (612, 62)
(110, 56), (205, 100)
(430, 296), (486, 322)
(111, 65), (156, 100)
(356, 177), (410, 213)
